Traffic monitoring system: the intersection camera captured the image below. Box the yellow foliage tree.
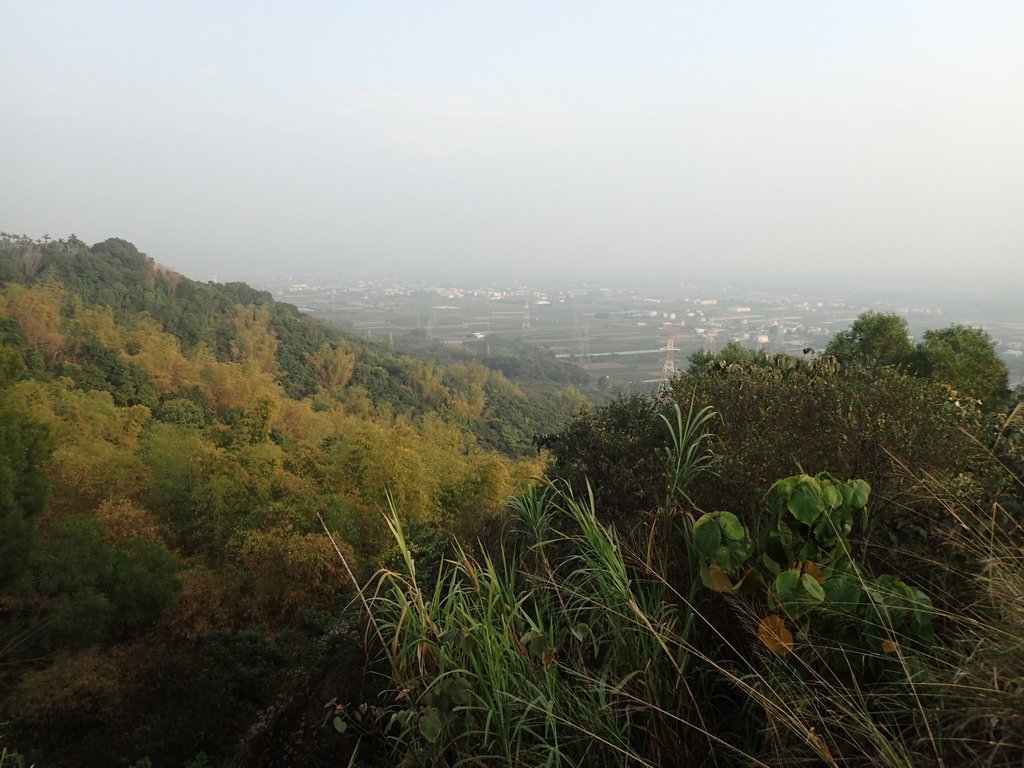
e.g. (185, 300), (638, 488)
(272, 398), (336, 447)
(229, 304), (279, 376)
(553, 385), (590, 417)
(94, 498), (166, 545)
(232, 527), (352, 626)
(197, 347), (281, 414)
(0, 279), (68, 362)
(306, 340), (356, 392)
(160, 567), (241, 641)
(72, 304), (122, 348)
(408, 359), (450, 405)
(123, 316), (202, 392)
(49, 442), (149, 518)
(3, 382), (151, 518)
(6, 649), (123, 729)
(448, 362), (489, 419)
(326, 416), (438, 555)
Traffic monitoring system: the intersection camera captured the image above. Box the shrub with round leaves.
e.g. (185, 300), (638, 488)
(692, 510), (753, 592)
(691, 472), (935, 677)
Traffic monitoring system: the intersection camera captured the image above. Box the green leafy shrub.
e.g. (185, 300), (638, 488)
(692, 473), (935, 684)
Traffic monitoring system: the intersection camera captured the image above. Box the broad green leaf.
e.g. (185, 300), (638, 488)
(822, 484), (843, 510)
(418, 709), (443, 743)
(801, 572), (825, 602)
(772, 476), (799, 498)
(710, 542), (728, 567)
(774, 518), (794, 539)
(786, 478), (823, 525)
(333, 716), (348, 734)
(439, 627), (461, 644)
(839, 483), (855, 508)
(691, 513), (753, 571)
(801, 561), (825, 584)
(907, 587), (936, 641)
(813, 514), (838, 548)
(520, 629), (544, 646)
(847, 479), (870, 509)
(692, 515), (722, 559)
(717, 511), (747, 541)
(823, 577), (862, 613)
(450, 679), (473, 706)
(775, 569), (803, 603)
(519, 629), (547, 660)
(838, 509), (854, 536)
(797, 540), (818, 565)
(776, 569), (818, 618)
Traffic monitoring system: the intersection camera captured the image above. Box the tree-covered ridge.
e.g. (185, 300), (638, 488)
(0, 233), (579, 455)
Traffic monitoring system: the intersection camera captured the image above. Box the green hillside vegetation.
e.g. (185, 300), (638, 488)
(0, 234), (567, 766)
(0, 234), (581, 456)
(1, 233), (1022, 767)
(352, 350), (1022, 767)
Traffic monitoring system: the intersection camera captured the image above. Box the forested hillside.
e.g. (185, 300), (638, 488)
(1, 233), (1022, 768)
(0, 234), (579, 766)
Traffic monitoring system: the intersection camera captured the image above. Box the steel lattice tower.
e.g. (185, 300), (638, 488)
(662, 335), (676, 378)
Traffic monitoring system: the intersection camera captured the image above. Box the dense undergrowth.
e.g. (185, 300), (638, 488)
(355, 396), (1023, 767)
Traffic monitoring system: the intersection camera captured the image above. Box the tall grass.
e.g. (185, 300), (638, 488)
(0, 746), (29, 768)
(370, 485), (656, 766)
(354, 403), (1024, 767)
(881, 447), (1024, 767)
(741, 417), (1024, 767)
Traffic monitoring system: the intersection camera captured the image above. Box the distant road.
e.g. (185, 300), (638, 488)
(554, 348), (662, 359)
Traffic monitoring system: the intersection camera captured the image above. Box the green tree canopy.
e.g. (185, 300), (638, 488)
(915, 324), (1009, 403)
(825, 311), (913, 369)
(0, 394), (50, 588)
(688, 341), (762, 372)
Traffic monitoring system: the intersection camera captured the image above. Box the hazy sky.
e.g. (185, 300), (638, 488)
(2, 1), (1022, 284)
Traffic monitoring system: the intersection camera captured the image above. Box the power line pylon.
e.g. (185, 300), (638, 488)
(662, 335), (676, 379)
(577, 322), (591, 363)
